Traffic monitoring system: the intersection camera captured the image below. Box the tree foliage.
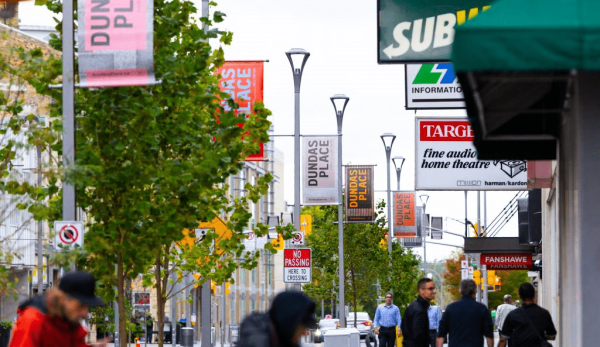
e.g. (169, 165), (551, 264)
(303, 200), (420, 322)
(34, 0), (276, 345)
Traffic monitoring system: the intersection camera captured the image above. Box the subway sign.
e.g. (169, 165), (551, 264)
(378, 0), (490, 63)
(480, 253), (533, 270)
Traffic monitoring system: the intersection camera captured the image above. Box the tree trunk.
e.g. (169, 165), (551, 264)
(351, 266), (358, 328)
(155, 247), (170, 347)
(117, 254), (127, 347)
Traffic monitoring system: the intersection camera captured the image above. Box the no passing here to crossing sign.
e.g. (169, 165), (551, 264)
(283, 248), (312, 283)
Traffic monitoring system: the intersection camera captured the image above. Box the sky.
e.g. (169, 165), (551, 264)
(18, 0), (522, 263)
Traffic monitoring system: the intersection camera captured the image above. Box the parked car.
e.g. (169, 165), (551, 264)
(314, 318), (338, 343)
(346, 311), (376, 344)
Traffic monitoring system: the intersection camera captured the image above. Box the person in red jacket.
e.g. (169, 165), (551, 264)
(10, 271), (109, 347)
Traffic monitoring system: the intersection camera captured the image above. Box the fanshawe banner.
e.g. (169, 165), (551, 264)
(378, 0), (491, 63)
(302, 137), (338, 205)
(345, 165), (375, 222)
(216, 62), (265, 161)
(405, 64), (465, 109)
(393, 191), (417, 238)
(77, 0), (155, 87)
(416, 117), (527, 190)
(480, 253), (533, 270)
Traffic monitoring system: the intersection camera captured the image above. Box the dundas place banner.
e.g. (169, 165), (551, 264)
(416, 118), (528, 190)
(393, 191), (417, 238)
(216, 62), (265, 161)
(302, 137), (338, 205)
(78, 0), (155, 87)
(345, 165), (375, 222)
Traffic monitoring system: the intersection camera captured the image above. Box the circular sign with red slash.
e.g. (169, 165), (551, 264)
(291, 231), (305, 245)
(247, 232), (256, 241)
(59, 224), (79, 245)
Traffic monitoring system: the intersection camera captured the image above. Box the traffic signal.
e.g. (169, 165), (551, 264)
(210, 280), (216, 295)
(470, 223), (479, 237)
(487, 270), (496, 284)
(225, 282), (231, 295)
(494, 277), (501, 291)
(473, 270), (481, 285)
(272, 233), (284, 250)
(379, 233), (388, 249)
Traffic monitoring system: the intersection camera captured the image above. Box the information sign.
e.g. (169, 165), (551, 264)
(283, 248), (312, 283)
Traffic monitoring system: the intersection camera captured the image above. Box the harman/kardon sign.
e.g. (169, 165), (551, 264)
(415, 117), (528, 190)
(480, 253), (532, 270)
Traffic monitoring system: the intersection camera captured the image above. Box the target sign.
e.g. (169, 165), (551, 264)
(54, 221), (84, 249)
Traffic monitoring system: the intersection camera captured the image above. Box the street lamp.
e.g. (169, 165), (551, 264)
(380, 133), (396, 257)
(420, 194), (429, 273)
(286, 48), (310, 292)
(331, 94), (349, 328)
(392, 156), (405, 190)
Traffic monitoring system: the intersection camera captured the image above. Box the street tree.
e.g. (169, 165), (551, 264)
(38, 0), (276, 345)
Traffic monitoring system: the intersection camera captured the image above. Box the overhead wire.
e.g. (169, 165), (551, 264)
(486, 191), (528, 237)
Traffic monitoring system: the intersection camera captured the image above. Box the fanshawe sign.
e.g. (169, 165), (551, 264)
(302, 137), (338, 205)
(480, 253), (533, 270)
(405, 64), (465, 109)
(345, 165), (375, 222)
(216, 62), (265, 161)
(78, 0), (155, 87)
(415, 117), (528, 190)
(393, 191), (417, 238)
(378, 0), (491, 63)
(283, 248), (312, 283)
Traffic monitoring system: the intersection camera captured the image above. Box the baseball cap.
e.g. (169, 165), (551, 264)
(59, 271), (105, 307)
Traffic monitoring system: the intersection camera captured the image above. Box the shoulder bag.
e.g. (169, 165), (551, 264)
(520, 307), (552, 347)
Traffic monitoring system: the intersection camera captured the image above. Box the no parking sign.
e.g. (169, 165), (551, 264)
(54, 221), (84, 249)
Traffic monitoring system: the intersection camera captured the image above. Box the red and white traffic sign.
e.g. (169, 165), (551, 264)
(54, 221), (84, 249)
(283, 248), (311, 283)
(290, 231), (305, 246)
(480, 253), (532, 270)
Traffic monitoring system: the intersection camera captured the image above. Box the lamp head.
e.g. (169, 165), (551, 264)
(392, 156), (405, 172)
(285, 48), (310, 75)
(419, 194), (429, 206)
(380, 133), (396, 150)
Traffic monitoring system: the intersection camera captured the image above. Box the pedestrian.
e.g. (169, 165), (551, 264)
(436, 279), (494, 347)
(145, 313), (154, 343)
(495, 295), (516, 335)
(9, 271), (109, 347)
(373, 292), (402, 347)
(401, 278), (435, 347)
(497, 283), (556, 347)
(427, 302), (442, 347)
(237, 291), (317, 347)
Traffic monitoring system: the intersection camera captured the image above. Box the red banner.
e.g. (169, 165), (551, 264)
(216, 62), (265, 161)
(480, 253), (532, 270)
(393, 191), (417, 238)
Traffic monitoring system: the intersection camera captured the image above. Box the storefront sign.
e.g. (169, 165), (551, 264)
(78, 0), (155, 87)
(480, 253), (532, 270)
(283, 248), (312, 283)
(302, 137), (338, 205)
(378, 0), (491, 63)
(415, 117), (528, 190)
(216, 61), (265, 161)
(405, 64), (465, 109)
(393, 191), (417, 238)
(345, 165), (375, 222)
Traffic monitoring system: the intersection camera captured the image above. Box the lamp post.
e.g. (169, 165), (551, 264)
(392, 156), (405, 190)
(380, 134), (396, 257)
(420, 194), (429, 273)
(331, 94), (349, 328)
(286, 48), (310, 292)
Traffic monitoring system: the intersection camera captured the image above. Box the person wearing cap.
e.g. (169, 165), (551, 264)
(9, 271), (109, 347)
(238, 291), (317, 347)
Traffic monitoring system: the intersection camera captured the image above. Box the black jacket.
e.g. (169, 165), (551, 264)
(238, 312), (278, 347)
(401, 296), (430, 347)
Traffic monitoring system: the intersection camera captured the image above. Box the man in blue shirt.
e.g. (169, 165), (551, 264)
(427, 304), (442, 347)
(374, 292), (402, 347)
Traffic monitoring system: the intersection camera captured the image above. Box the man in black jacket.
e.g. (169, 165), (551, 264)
(436, 279), (494, 347)
(401, 278), (435, 347)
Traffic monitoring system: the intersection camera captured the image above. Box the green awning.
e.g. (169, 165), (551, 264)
(453, 0), (600, 71)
